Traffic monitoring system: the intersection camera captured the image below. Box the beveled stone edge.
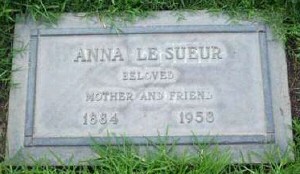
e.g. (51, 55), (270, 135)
(23, 24), (275, 147)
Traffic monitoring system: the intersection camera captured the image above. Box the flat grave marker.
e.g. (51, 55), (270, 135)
(7, 11), (293, 164)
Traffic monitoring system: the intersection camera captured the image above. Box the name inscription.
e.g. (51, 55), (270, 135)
(73, 45), (223, 63)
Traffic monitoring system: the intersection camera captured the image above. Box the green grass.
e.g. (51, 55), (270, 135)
(0, 0), (300, 173)
(2, 138), (229, 173)
(0, 121), (299, 174)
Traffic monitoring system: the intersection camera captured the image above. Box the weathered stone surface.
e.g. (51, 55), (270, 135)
(6, 11), (293, 164)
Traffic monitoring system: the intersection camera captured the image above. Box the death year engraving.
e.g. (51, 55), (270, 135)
(179, 111), (215, 124)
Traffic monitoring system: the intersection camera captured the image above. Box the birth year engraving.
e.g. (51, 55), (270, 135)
(179, 111), (214, 124)
(83, 112), (118, 125)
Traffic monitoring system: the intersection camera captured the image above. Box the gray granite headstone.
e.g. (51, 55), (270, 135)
(6, 11), (293, 164)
